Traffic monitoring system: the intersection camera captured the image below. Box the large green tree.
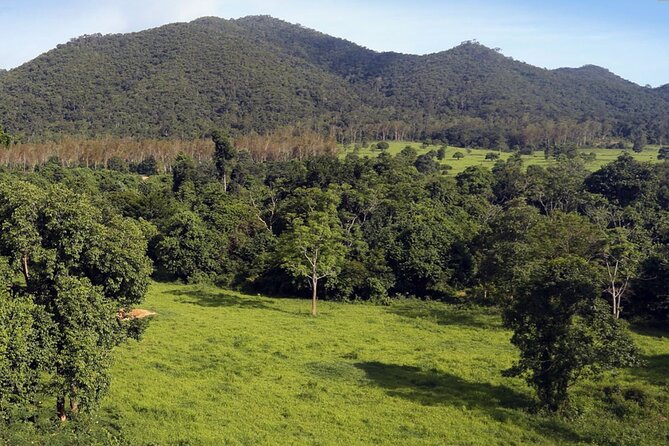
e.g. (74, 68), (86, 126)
(503, 256), (640, 412)
(0, 180), (152, 421)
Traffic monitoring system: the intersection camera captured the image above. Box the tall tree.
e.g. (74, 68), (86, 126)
(503, 256), (640, 412)
(212, 130), (237, 192)
(279, 188), (346, 317)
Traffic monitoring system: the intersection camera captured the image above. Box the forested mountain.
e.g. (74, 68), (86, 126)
(1, 15), (668, 145)
(657, 84), (669, 100)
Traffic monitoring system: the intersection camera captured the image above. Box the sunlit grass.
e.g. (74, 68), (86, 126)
(342, 141), (663, 175)
(100, 283), (669, 445)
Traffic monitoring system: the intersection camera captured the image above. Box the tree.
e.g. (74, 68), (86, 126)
(279, 188), (346, 317)
(0, 126), (13, 147)
(50, 276), (117, 421)
(154, 211), (222, 282)
(212, 130), (236, 192)
(632, 132), (647, 153)
(0, 181), (152, 421)
(452, 151), (465, 160)
(585, 153), (656, 207)
(602, 228), (641, 319)
(0, 258), (52, 419)
(436, 146), (446, 160)
(658, 147), (669, 160)
(171, 153), (196, 193)
(485, 152), (500, 161)
(503, 256), (640, 412)
(376, 141), (389, 151)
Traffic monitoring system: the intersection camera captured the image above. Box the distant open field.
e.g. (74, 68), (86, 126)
(99, 282), (669, 445)
(343, 141), (663, 175)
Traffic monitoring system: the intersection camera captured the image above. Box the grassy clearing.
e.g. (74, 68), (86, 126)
(342, 141), (663, 175)
(99, 283), (669, 445)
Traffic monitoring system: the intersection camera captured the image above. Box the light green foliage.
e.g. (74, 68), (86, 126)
(95, 282), (669, 445)
(343, 141), (664, 175)
(279, 188), (346, 314)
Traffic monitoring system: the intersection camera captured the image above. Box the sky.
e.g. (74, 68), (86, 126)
(1, 0), (668, 87)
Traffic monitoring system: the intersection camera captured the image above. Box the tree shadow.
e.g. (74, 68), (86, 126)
(631, 354), (669, 386)
(355, 361), (582, 443)
(171, 289), (274, 310)
(387, 302), (503, 330)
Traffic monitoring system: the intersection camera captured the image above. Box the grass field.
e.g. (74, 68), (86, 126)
(97, 282), (669, 445)
(342, 141), (663, 175)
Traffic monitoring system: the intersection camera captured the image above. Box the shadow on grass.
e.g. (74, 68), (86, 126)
(631, 354), (669, 386)
(355, 361), (581, 443)
(387, 302), (503, 330)
(170, 289), (300, 315)
(171, 289), (273, 309)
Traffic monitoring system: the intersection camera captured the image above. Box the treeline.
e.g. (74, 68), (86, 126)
(339, 117), (623, 150)
(0, 128), (337, 171)
(5, 141), (664, 321)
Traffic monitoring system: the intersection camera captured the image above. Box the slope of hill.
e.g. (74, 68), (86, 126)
(0, 15), (667, 142)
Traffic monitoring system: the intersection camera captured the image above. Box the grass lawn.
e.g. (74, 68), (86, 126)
(99, 282), (669, 445)
(342, 141), (663, 175)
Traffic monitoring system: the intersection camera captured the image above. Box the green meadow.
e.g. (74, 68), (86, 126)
(97, 282), (669, 445)
(343, 141), (663, 175)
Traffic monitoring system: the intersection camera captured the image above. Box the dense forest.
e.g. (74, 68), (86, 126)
(1, 135), (668, 442)
(1, 16), (668, 147)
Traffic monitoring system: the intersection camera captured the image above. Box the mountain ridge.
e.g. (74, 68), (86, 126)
(0, 15), (667, 144)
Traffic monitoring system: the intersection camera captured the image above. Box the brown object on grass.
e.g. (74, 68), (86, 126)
(117, 308), (157, 320)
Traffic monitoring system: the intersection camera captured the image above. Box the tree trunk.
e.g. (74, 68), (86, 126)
(57, 396), (67, 422)
(223, 172), (228, 193)
(22, 252), (29, 283)
(311, 276), (318, 317)
(70, 385), (79, 414)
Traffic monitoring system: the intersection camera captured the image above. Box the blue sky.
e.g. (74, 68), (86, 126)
(1, 0), (668, 86)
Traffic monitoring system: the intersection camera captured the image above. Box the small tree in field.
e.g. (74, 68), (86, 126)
(280, 188), (346, 317)
(452, 151), (465, 160)
(376, 141), (390, 151)
(503, 256), (640, 413)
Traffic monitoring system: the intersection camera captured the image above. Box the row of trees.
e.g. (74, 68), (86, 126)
(0, 128), (338, 172)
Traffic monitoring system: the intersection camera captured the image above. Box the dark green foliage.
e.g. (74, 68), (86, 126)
(0, 178), (152, 422)
(658, 147), (669, 160)
(503, 257), (641, 412)
(0, 126), (13, 147)
(585, 154), (655, 206)
(632, 132), (647, 153)
(154, 211), (222, 282)
(1, 17), (668, 145)
(211, 130), (236, 188)
(132, 156), (158, 175)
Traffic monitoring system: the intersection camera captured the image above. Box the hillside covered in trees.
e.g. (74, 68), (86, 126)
(0, 15), (668, 147)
